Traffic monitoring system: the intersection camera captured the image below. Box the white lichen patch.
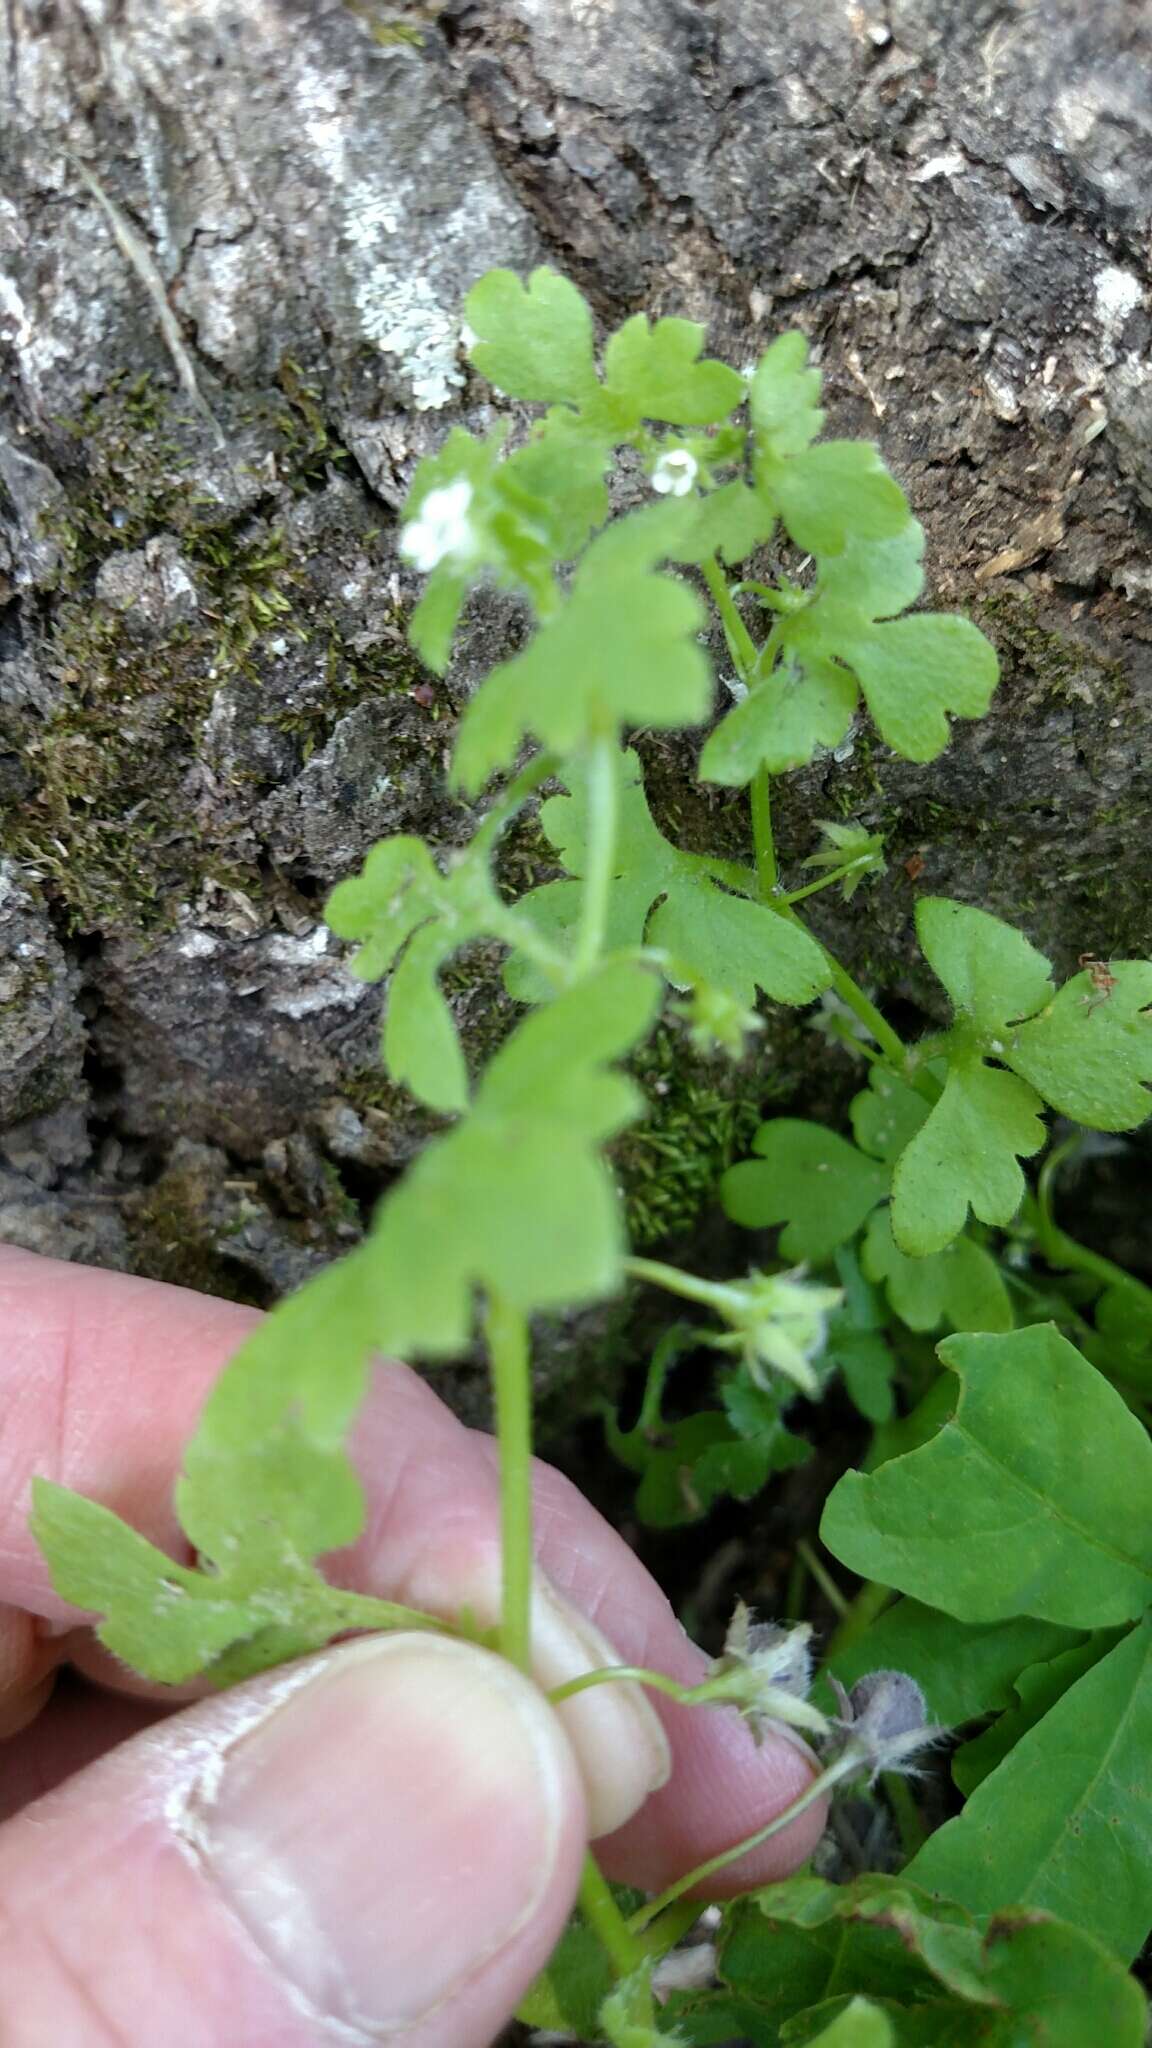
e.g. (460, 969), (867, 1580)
(1094, 266), (1143, 347)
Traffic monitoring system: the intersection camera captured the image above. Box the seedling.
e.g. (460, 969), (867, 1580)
(32, 269), (1152, 2044)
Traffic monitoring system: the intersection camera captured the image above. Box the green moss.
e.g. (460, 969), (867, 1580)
(975, 587), (1130, 711)
(617, 1025), (765, 1249)
(8, 378), (424, 933)
(343, 0), (425, 45)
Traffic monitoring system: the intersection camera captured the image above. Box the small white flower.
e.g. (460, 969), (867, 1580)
(651, 447), (699, 497)
(399, 479), (476, 573)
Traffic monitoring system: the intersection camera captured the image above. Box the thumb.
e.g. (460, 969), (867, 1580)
(0, 1634), (587, 2048)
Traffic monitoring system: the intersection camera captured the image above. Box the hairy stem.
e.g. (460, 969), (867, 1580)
(628, 1752), (860, 1936)
(484, 1293), (534, 1673)
(572, 730), (619, 979)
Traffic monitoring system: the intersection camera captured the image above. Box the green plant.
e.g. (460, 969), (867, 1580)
(31, 267), (1152, 2044)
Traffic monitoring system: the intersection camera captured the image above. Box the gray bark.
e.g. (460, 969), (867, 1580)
(1, 0), (1150, 1357)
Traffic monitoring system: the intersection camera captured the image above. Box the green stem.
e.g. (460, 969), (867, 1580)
(784, 864), (869, 907)
(579, 1853), (649, 1980)
(796, 1538), (850, 1621)
(550, 1663), (714, 1711)
(822, 957), (909, 1072)
(628, 1752), (860, 1936)
(750, 766), (779, 897)
(484, 1293), (534, 1673)
(625, 1255), (748, 1318)
(1029, 1152), (1152, 1310)
(572, 731), (619, 979)
(701, 555), (759, 679)
(1039, 1215), (1152, 1305)
(824, 1577), (896, 1664)
(634, 1897), (705, 1964)
(884, 1772), (928, 1862)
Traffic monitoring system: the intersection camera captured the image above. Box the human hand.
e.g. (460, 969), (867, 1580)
(0, 1249), (825, 2045)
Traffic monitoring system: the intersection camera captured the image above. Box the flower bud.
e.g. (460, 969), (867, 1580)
(827, 1669), (943, 1783)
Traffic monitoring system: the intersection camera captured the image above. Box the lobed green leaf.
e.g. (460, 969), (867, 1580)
(366, 961), (661, 1354)
(602, 312), (745, 425)
(464, 267), (599, 406)
(1006, 962), (1152, 1128)
(889, 1053), (1046, 1256)
(451, 505), (712, 793)
(722, 1120), (888, 1263)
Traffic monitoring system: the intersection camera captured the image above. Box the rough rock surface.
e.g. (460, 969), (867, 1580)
(2, 0), (1151, 1394)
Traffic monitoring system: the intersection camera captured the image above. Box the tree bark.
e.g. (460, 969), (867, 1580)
(1, 0), (1149, 1349)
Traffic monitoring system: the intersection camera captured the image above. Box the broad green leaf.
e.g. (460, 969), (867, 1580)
(650, 887), (831, 1009)
(603, 313), (745, 424)
(890, 1053), (1045, 1255)
(951, 1634), (1119, 1795)
(700, 657), (859, 786)
(849, 1064), (932, 1164)
(749, 332), (824, 456)
(463, 267), (599, 406)
(367, 961), (660, 1354)
(765, 442), (911, 557)
(723, 1872), (1147, 2045)
(451, 505), (711, 792)
(409, 570), (468, 676)
(384, 923), (469, 1114)
(1006, 961), (1152, 1129)
(508, 750), (831, 1011)
(722, 1121), (888, 1262)
(821, 1324), (1152, 1627)
(1091, 1283), (1152, 1389)
(827, 1601), (1079, 1726)
(832, 1328), (898, 1422)
(952, 1913), (1147, 2045)
(517, 1924), (612, 2035)
(914, 899), (1053, 1034)
(909, 1614), (1152, 1962)
(32, 1251), (426, 1683)
(862, 1211), (1012, 1333)
(850, 616), (999, 762)
(795, 1999), (895, 2047)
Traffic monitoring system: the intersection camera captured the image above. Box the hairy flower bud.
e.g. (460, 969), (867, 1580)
(827, 1669), (944, 1783)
